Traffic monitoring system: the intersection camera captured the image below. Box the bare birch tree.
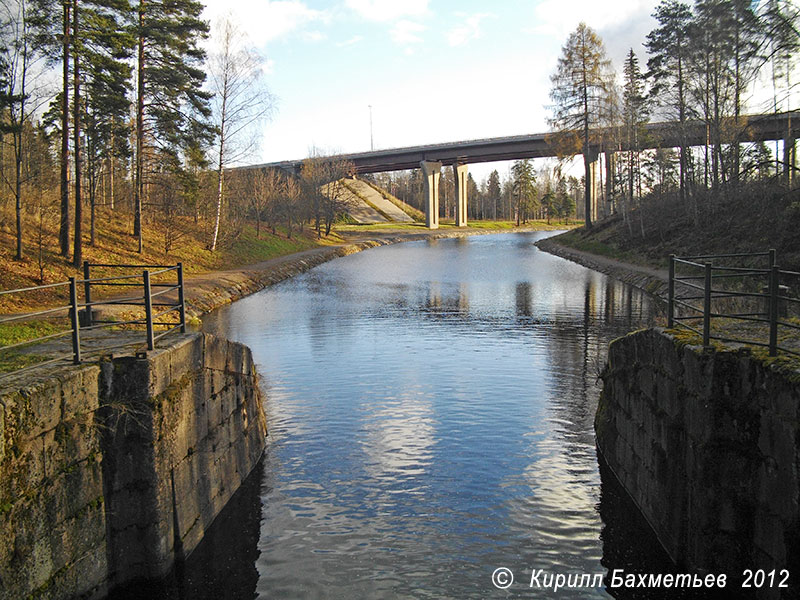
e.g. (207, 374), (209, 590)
(208, 16), (274, 251)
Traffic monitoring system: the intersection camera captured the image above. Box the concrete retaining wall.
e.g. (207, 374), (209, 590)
(0, 332), (266, 600)
(596, 328), (800, 599)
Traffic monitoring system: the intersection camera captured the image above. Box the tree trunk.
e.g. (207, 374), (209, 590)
(211, 161), (224, 251)
(109, 128), (115, 210)
(59, 0), (70, 258)
(134, 0), (145, 252)
(14, 17), (26, 261)
(72, 0), (82, 268)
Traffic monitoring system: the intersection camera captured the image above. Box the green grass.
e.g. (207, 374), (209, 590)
(0, 350), (51, 373)
(0, 321), (63, 347)
(0, 321), (63, 373)
(223, 226), (322, 265)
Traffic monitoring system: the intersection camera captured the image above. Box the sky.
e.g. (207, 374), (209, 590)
(199, 0), (664, 180)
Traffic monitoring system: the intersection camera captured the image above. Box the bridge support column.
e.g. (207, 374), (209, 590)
(421, 160), (441, 229)
(453, 163), (468, 227)
(587, 148), (601, 224)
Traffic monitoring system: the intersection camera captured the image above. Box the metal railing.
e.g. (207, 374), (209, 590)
(668, 250), (800, 356)
(0, 261), (186, 373)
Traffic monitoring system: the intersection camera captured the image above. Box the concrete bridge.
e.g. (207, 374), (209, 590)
(244, 112), (800, 229)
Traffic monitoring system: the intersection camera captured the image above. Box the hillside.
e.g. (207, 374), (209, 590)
(554, 181), (800, 272)
(0, 206), (334, 312)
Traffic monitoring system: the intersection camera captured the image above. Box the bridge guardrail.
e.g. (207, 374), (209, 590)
(667, 250), (800, 357)
(0, 261), (186, 377)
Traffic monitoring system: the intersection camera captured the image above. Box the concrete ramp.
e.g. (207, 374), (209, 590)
(345, 178), (415, 223)
(333, 179), (385, 223)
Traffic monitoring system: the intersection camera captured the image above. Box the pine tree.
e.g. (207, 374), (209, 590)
(65, 0), (133, 266)
(29, 0), (71, 257)
(687, 0), (759, 187)
(645, 0), (693, 201)
(726, 0), (762, 181)
(79, 0), (133, 249)
(133, 0), (211, 253)
(549, 22), (613, 229)
(762, 0), (799, 179)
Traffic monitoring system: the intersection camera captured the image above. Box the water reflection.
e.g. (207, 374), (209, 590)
(196, 232), (664, 599)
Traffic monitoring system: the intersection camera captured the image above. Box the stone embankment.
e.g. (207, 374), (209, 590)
(596, 328), (800, 599)
(535, 236), (669, 301)
(0, 332), (266, 600)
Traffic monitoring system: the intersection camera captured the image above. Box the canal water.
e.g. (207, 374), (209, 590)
(140, 231), (684, 599)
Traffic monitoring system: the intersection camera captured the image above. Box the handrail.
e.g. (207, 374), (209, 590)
(0, 262), (187, 374)
(668, 251), (798, 357)
(0, 280), (71, 296)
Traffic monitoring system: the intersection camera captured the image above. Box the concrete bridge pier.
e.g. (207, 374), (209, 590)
(421, 160), (441, 229)
(453, 163), (468, 227)
(584, 147), (601, 223)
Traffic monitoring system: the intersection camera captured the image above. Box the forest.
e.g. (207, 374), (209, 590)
(1, 0), (799, 285)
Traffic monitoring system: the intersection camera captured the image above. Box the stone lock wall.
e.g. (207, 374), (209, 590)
(0, 332), (267, 600)
(596, 328), (800, 599)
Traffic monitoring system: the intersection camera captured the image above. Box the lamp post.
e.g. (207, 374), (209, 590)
(368, 104), (373, 151)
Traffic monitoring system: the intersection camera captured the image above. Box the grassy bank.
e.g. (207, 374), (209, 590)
(0, 206), (336, 312)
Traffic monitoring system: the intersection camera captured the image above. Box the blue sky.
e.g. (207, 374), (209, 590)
(201, 0), (661, 179)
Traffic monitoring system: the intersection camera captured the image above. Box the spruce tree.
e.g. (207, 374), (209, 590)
(622, 48), (649, 235)
(487, 169), (501, 220)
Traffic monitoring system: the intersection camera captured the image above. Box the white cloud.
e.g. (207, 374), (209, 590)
(345, 0), (429, 22)
(336, 35), (364, 47)
(302, 30), (327, 42)
(530, 0), (652, 40)
(446, 13), (491, 47)
(390, 20), (425, 45)
(203, 1), (328, 47)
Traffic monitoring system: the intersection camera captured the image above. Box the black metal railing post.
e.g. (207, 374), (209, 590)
(83, 260), (92, 327)
(177, 262), (186, 333)
(769, 264), (779, 356)
(69, 276), (82, 364)
(668, 254), (675, 328)
(143, 270), (155, 351)
(703, 262), (712, 347)
(769, 248), (776, 269)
